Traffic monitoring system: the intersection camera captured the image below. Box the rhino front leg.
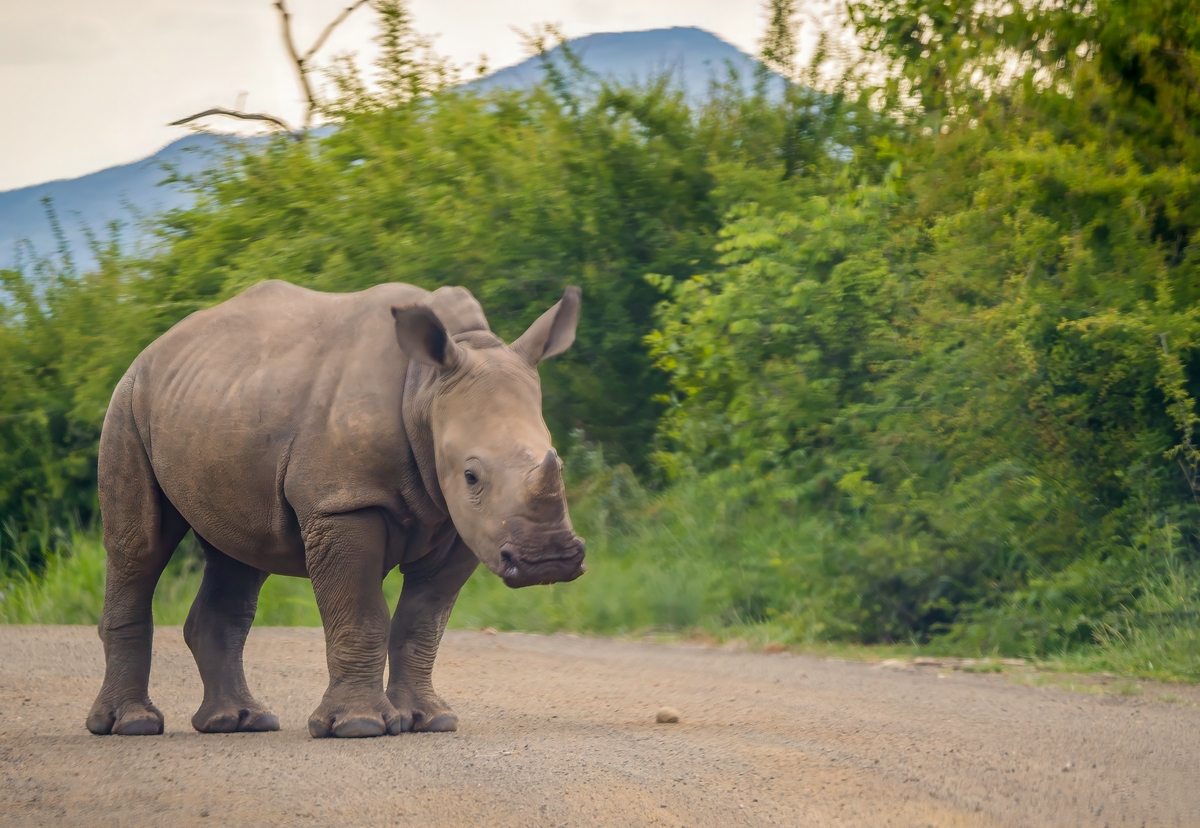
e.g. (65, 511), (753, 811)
(387, 537), (478, 732)
(305, 511), (402, 738)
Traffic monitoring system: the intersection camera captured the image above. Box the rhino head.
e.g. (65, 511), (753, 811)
(392, 287), (586, 588)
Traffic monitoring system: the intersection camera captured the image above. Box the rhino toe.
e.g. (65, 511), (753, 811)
(115, 717), (164, 736)
(332, 716), (387, 738)
(418, 713), (458, 733)
(113, 708), (165, 736)
(86, 711), (115, 735)
(242, 710), (280, 732)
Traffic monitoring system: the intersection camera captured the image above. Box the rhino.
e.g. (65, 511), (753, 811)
(87, 280), (586, 738)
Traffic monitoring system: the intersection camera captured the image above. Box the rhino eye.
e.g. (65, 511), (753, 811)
(464, 471), (479, 486)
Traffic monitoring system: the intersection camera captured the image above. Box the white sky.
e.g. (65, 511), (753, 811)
(0, 0), (800, 192)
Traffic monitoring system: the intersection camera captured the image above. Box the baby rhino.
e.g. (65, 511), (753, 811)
(87, 281), (585, 738)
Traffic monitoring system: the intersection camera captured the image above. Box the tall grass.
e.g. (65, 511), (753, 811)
(0, 531), (379, 627)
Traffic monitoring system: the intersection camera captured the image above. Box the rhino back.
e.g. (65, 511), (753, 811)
(127, 280), (440, 574)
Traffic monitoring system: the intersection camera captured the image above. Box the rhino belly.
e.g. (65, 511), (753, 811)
(150, 427), (308, 576)
(137, 351), (312, 576)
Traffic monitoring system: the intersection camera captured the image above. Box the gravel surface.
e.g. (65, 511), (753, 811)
(1, 625), (1198, 827)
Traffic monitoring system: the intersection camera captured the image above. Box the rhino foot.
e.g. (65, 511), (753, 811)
(192, 702), (280, 734)
(387, 687), (459, 733)
(87, 698), (165, 736)
(308, 694), (402, 739)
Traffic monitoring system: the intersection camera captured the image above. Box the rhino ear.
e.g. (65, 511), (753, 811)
(391, 305), (462, 370)
(511, 287), (581, 366)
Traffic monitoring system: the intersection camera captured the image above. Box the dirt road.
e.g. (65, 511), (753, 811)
(1, 626), (1197, 827)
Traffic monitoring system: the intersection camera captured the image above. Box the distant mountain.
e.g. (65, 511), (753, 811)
(1, 28), (777, 271)
(0, 133), (242, 272)
(474, 27), (780, 99)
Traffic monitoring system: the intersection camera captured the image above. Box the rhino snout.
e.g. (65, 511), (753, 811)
(498, 537), (586, 589)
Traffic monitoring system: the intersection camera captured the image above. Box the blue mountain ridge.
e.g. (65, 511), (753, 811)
(0, 134), (241, 272)
(1, 27), (779, 271)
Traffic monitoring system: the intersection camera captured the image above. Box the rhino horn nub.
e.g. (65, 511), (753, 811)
(530, 449), (563, 498)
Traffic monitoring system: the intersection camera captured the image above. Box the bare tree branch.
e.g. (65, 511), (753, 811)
(274, 0), (317, 128)
(304, 0), (370, 64)
(169, 107), (293, 131)
(172, 0), (373, 134)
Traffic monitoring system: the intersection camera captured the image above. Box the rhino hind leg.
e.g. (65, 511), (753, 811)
(184, 538), (279, 733)
(305, 511), (402, 738)
(387, 538), (478, 733)
(88, 377), (190, 736)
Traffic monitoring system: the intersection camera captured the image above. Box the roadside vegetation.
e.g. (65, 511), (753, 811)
(2, 0), (1198, 682)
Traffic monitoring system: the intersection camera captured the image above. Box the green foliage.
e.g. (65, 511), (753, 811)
(760, 0), (800, 80)
(648, 171), (908, 498)
(0, 232), (162, 568)
(647, 0), (1200, 659)
(323, 0), (455, 117)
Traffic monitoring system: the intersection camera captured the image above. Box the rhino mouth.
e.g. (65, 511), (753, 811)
(498, 541), (586, 588)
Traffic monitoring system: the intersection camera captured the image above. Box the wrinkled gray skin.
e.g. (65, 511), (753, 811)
(86, 281), (585, 739)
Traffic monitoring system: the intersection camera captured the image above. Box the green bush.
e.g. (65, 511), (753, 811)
(645, 0), (1200, 654)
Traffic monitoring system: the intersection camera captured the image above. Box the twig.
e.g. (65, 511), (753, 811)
(169, 107), (293, 131)
(303, 0), (370, 63)
(274, 0), (316, 127)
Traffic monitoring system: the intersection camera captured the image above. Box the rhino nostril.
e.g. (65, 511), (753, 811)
(500, 549), (516, 570)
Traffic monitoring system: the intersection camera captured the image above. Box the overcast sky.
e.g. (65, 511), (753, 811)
(0, 0), (802, 192)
